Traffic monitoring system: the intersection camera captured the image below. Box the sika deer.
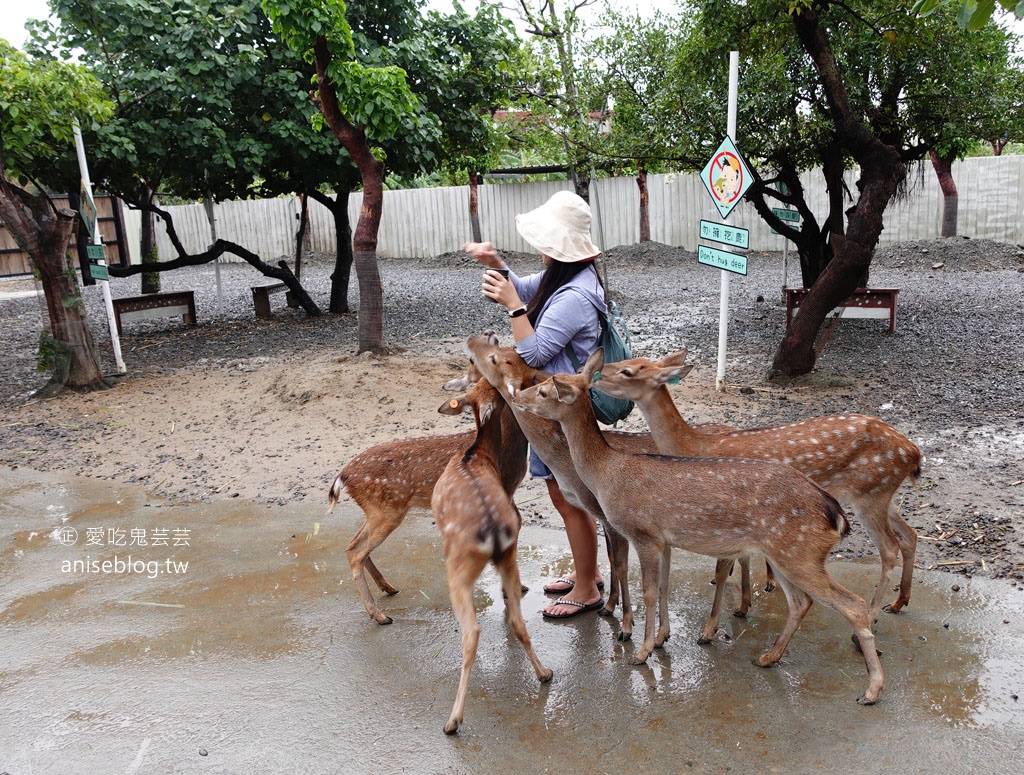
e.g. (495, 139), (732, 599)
(328, 356), (527, 624)
(432, 378), (552, 734)
(512, 349), (885, 705)
(591, 350), (921, 622)
(464, 334), (754, 639)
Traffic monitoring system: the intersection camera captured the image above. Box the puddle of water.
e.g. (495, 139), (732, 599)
(1, 466), (1023, 773)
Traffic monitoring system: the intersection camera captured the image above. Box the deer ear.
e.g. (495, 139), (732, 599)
(657, 363), (694, 386)
(551, 376), (579, 405)
(438, 395), (468, 416)
(660, 350), (689, 368)
(582, 347), (605, 379)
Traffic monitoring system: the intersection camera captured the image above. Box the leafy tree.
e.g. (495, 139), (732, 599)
(30, 1), (322, 312)
(914, 0), (1023, 29)
(265, 0), (439, 352)
(512, 0), (602, 200)
(0, 41), (113, 390)
(899, 9), (1023, 234)
(604, 1), (1021, 376)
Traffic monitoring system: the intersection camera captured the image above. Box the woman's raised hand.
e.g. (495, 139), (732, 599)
(463, 241), (501, 268)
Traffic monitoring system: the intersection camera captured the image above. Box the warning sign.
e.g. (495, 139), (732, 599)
(700, 136), (753, 219)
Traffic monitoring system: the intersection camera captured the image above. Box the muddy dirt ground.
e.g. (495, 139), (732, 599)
(1, 237), (1022, 584)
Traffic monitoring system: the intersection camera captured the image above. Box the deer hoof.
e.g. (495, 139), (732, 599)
(697, 636), (712, 645)
(856, 694), (878, 706)
(616, 630), (632, 642)
(374, 614), (394, 626)
(882, 602), (904, 614)
(444, 718), (460, 735)
(732, 609), (748, 619)
(597, 606), (614, 617)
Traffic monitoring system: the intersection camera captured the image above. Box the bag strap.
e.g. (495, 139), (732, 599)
(565, 309), (609, 373)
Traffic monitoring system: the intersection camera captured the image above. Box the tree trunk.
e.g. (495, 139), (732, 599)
(637, 164), (650, 242)
(314, 36), (386, 352)
(294, 191), (309, 280)
(310, 189), (354, 315)
(929, 149), (958, 238)
(468, 170), (482, 243)
(140, 185), (160, 294)
(0, 179), (107, 390)
(771, 4), (906, 379)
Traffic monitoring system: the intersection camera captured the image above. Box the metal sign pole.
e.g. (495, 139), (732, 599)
(716, 51), (739, 392)
(73, 119), (125, 374)
(203, 192), (223, 314)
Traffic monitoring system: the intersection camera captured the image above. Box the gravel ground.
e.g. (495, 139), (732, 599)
(2, 236), (1023, 582)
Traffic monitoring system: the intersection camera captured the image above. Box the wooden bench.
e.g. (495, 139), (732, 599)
(251, 282), (298, 319)
(112, 291), (197, 335)
(786, 288), (899, 333)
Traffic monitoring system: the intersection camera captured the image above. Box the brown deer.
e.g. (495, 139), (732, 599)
(432, 377), (552, 734)
(511, 349), (885, 705)
(328, 354), (527, 624)
(464, 334), (753, 641)
(590, 350), (921, 623)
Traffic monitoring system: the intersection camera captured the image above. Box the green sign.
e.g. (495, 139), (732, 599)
(88, 261), (109, 281)
(772, 207), (800, 223)
(700, 220), (749, 249)
(86, 244), (105, 259)
(698, 245), (748, 276)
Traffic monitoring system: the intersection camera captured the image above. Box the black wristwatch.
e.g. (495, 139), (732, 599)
(509, 305), (528, 318)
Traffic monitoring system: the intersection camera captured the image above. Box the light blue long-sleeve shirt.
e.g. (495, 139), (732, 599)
(505, 263), (606, 376)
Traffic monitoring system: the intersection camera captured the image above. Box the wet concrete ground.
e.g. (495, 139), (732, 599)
(1, 468), (1023, 774)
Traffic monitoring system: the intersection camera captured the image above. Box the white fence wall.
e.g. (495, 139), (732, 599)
(129, 155), (1023, 264)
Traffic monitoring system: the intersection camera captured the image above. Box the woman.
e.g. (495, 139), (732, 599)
(464, 190), (607, 619)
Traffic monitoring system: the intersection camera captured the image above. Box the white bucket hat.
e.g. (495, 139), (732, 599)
(514, 190), (601, 263)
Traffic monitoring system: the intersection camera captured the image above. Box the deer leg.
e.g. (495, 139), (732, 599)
(883, 500), (918, 614)
(655, 545), (672, 648)
(346, 508), (406, 625)
(700, 559), (734, 644)
(606, 526), (634, 642)
(363, 556), (398, 596)
(444, 559), (484, 735)
(600, 527), (619, 614)
(763, 559), (777, 594)
(857, 508), (902, 624)
(735, 556), (751, 618)
(754, 568), (812, 667)
(785, 562), (885, 705)
(630, 543), (664, 665)
(497, 552), (552, 683)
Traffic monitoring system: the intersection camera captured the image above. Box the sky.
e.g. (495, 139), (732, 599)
(0, 0), (51, 49)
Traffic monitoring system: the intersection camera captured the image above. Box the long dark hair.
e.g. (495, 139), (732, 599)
(526, 259), (603, 327)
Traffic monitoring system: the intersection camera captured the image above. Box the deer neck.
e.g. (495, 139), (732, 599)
(556, 401), (616, 487)
(636, 385), (700, 456)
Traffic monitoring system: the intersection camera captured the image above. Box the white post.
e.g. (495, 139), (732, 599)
(716, 51), (739, 392)
(203, 193), (223, 313)
(73, 119), (125, 374)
